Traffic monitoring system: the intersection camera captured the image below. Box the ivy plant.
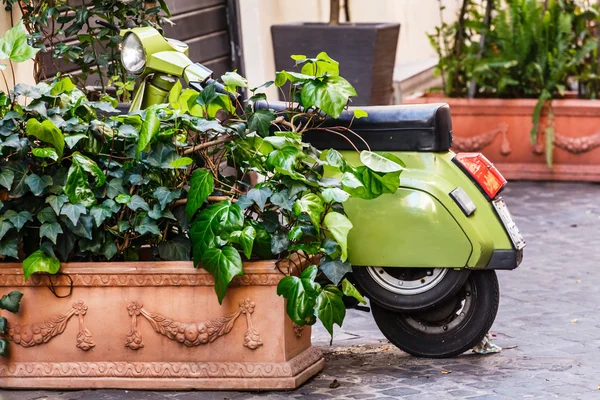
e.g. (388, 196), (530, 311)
(2, 0), (170, 100)
(0, 52), (402, 338)
(0, 290), (23, 356)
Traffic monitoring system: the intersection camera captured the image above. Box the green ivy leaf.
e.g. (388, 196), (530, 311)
(40, 222), (63, 244)
(127, 195), (150, 212)
(0, 290), (22, 313)
(65, 214), (93, 240)
(24, 173), (52, 196)
(47, 194), (68, 215)
(136, 106), (161, 160)
(72, 152), (106, 187)
(342, 278), (366, 305)
(320, 256), (352, 285)
(158, 235), (191, 261)
(134, 215), (160, 236)
(341, 167), (400, 200)
(228, 225), (256, 259)
(115, 194), (131, 204)
(65, 162), (95, 207)
(270, 189), (294, 211)
(315, 285), (346, 336)
(246, 187), (272, 211)
(248, 109), (275, 137)
(49, 77), (76, 96)
(5, 162), (28, 198)
(359, 151), (404, 173)
(23, 250), (60, 281)
(0, 216), (13, 241)
(90, 200), (117, 227)
(276, 265), (320, 326)
(169, 157), (193, 168)
(293, 193), (324, 232)
(26, 118), (64, 158)
(200, 245), (243, 304)
(37, 207), (56, 224)
(274, 70), (314, 87)
(323, 212), (353, 262)
(270, 232), (290, 254)
(0, 237), (18, 258)
(221, 71), (248, 88)
(353, 109), (368, 119)
(321, 187), (350, 203)
(190, 201), (243, 263)
(0, 20), (40, 62)
(266, 146), (304, 176)
(64, 133), (87, 149)
(0, 168), (14, 190)
(186, 169), (214, 221)
(0, 338), (7, 356)
(323, 149), (347, 170)
(60, 203), (87, 225)
(32, 147), (58, 161)
(0, 316), (6, 334)
(301, 75), (357, 118)
(300, 51), (340, 77)
(4, 210), (32, 231)
(154, 187), (181, 210)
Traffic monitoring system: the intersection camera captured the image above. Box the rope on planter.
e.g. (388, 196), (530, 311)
(43, 272), (74, 298)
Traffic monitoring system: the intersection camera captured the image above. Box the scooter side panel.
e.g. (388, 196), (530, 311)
(339, 151), (513, 269)
(343, 188), (473, 267)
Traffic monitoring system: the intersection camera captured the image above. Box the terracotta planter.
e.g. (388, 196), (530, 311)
(405, 94), (600, 181)
(0, 261), (323, 390)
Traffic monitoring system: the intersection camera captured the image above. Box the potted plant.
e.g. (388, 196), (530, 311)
(0, 40), (402, 388)
(271, 0), (400, 106)
(405, 0), (600, 182)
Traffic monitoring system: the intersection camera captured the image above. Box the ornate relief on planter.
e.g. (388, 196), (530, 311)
(452, 123), (511, 155)
(0, 261), (323, 390)
(125, 299), (262, 350)
(5, 300), (94, 351)
(404, 95), (600, 182)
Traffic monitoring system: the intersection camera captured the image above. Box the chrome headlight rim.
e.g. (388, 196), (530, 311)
(121, 32), (146, 75)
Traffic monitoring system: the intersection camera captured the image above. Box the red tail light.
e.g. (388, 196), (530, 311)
(454, 153), (507, 199)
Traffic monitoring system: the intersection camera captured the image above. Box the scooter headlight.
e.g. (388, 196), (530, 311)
(121, 33), (145, 74)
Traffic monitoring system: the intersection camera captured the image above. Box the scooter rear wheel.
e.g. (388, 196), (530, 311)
(371, 270), (499, 358)
(353, 266), (470, 312)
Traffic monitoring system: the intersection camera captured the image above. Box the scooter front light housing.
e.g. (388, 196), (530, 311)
(121, 33), (146, 74)
(454, 153), (507, 199)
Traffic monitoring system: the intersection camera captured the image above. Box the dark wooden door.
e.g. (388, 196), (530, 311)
(39, 0), (242, 85)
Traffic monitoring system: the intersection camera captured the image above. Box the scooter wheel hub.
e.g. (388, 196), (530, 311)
(366, 267), (448, 295)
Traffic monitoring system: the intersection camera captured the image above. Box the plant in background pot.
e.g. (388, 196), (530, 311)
(406, 0), (600, 181)
(0, 50), (404, 389)
(271, 0), (400, 106)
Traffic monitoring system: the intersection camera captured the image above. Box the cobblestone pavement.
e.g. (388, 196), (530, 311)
(2, 182), (600, 400)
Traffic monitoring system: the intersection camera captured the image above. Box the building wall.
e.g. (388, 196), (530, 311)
(0, 9), (35, 92)
(239, 0), (461, 97)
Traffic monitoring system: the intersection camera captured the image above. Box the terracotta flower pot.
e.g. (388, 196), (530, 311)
(405, 93), (600, 181)
(0, 261), (323, 390)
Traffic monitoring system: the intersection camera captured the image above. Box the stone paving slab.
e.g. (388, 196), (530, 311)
(2, 182), (600, 399)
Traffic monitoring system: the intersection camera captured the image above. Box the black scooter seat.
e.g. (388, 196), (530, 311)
(256, 101), (453, 152)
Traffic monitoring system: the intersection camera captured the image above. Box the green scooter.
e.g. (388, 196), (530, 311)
(109, 21), (525, 358)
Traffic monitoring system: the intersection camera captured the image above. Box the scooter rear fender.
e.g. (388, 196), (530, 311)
(338, 150), (514, 269)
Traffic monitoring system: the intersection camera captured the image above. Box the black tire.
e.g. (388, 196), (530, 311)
(371, 270), (499, 358)
(353, 266), (470, 313)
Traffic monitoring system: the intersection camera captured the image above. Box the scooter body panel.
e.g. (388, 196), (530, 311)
(339, 151), (513, 269)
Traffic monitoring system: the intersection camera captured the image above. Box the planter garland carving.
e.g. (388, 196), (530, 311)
(5, 301), (94, 351)
(125, 299), (262, 350)
(553, 132), (600, 155)
(452, 123), (510, 155)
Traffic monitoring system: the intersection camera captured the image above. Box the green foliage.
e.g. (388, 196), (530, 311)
(0, 52), (403, 339)
(2, 0), (170, 101)
(430, 0), (599, 165)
